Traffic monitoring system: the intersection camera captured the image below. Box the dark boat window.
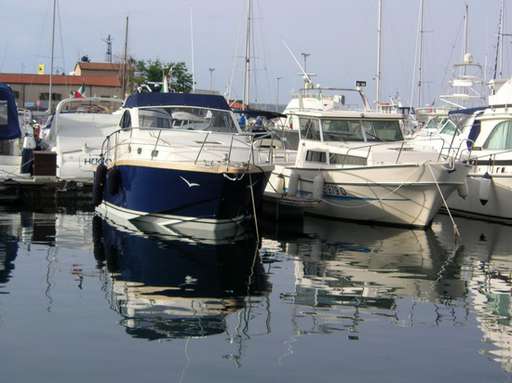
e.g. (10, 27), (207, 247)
(467, 119), (481, 149)
(0, 100), (7, 126)
(300, 118), (321, 140)
(305, 150), (327, 163)
(321, 119), (364, 142)
(120, 110), (131, 129)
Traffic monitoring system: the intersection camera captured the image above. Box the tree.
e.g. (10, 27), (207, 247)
(132, 59), (193, 93)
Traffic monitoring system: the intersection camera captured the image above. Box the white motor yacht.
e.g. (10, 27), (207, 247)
(266, 105), (470, 228)
(43, 96), (123, 183)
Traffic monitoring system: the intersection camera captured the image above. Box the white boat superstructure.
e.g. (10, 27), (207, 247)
(44, 97), (123, 182)
(266, 108), (470, 228)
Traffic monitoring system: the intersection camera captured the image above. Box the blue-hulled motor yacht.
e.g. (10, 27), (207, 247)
(94, 92), (274, 240)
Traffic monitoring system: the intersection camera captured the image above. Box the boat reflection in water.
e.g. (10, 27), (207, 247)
(441, 216), (512, 373)
(92, 217), (271, 340)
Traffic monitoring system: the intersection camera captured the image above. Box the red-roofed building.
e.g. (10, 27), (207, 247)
(0, 61), (124, 111)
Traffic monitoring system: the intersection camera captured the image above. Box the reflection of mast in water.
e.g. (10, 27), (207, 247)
(93, 217), (271, 345)
(280, 217), (468, 336)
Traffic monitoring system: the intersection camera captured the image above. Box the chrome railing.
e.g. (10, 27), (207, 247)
(100, 128), (275, 169)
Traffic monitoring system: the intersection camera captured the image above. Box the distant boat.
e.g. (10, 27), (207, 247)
(95, 92), (274, 240)
(42, 96), (123, 182)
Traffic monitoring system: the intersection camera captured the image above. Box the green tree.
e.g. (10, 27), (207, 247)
(133, 59), (193, 93)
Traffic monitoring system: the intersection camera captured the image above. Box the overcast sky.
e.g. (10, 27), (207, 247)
(0, 0), (507, 106)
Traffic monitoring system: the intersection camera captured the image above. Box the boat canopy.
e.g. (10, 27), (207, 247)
(0, 83), (21, 140)
(124, 93), (231, 111)
(448, 106), (488, 116)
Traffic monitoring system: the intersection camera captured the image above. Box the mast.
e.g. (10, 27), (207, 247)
(190, 7), (196, 92)
(417, 0), (425, 107)
(376, 0), (383, 105)
(121, 16), (129, 97)
(500, 0), (505, 77)
(462, 3), (469, 77)
(243, 0), (252, 109)
(48, 0), (57, 113)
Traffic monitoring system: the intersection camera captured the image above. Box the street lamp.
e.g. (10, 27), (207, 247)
(275, 76), (283, 112)
(209, 67), (215, 91)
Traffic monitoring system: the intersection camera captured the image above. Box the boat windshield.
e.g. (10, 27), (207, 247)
(138, 106), (238, 133)
(60, 99), (122, 114)
(320, 118), (403, 142)
(425, 116), (447, 131)
(0, 100), (7, 125)
(439, 119), (460, 136)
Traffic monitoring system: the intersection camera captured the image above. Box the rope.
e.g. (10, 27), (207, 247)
(426, 162), (460, 243)
(248, 171), (259, 241)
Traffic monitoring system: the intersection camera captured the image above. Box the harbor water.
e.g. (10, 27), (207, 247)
(1, 207), (512, 382)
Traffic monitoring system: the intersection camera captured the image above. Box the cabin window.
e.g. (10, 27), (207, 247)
(364, 120), (403, 141)
(305, 150), (327, 163)
(299, 118), (321, 140)
(439, 120), (460, 136)
(329, 153), (366, 166)
(484, 120), (512, 150)
(321, 119), (363, 142)
(0, 100), (7, 126)
(120, 110), (131, 129)
(139, 108), (172, 129)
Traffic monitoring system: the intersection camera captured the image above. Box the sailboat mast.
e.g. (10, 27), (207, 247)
(243, 0), (252, 108)
(376, 0), (383, 106)
(121, 16), (129, 97)
(500, 0), (505, 77)
(190, 7), (196, 92)
(48, 0), (57, 113)
(417, 0), (424, 107)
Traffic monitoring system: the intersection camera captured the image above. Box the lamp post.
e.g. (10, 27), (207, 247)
(275, 76), (283, 112)
(209, 67), (215, 91)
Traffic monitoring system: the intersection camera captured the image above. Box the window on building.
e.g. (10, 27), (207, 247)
(39, 93), (62, 101)
(12, 91), (19, 99)
(484, 120), (512, 150)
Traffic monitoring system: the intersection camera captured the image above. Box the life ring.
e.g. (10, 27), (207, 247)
(92, 163), (107, 206)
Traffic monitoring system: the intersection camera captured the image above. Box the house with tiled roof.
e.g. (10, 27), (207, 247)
(0, 60), (124, 111)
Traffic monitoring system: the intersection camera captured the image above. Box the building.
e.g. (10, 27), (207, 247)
(0, 61), (124, 112)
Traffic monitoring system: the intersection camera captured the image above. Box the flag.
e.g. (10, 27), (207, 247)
(37, 64), (45, 75)
(73, 84), (86, 98)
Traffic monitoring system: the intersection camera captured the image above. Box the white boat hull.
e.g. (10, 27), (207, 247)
(266, 162), (469, 227)
(447, 173), (512, 224)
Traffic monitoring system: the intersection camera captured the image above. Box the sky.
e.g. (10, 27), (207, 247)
(0, 0), (507, 106)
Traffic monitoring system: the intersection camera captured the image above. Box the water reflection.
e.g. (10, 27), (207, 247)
(92, 217), (271, 340)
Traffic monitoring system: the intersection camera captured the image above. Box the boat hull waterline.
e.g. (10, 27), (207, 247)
(96, 163), (271, 240)
(265, 162), (470, 228)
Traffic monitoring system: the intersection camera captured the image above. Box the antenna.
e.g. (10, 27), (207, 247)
(282, 40), (313, 85)
(102, 34), (113, 63)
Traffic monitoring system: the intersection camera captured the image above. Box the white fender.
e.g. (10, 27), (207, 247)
(479, 172), (492, 206)
(456, 180), (469, 199)
(312, 174), (324, 200)
(287, 172), (299, 196)
(274, 174), (285, 194)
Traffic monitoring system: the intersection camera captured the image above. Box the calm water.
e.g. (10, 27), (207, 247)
(1, 208), (512, 382)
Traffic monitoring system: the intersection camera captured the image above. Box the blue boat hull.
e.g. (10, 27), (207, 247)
(100, 164), (270, 224)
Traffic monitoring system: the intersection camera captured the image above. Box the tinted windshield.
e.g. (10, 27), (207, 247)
(138, 106), (238, 133)
(321, 119), (364, 141)
(363, 120), (403, 141)
(320, 119), (402, 142)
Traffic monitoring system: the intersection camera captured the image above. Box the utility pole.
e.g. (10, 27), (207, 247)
(209, 67), (215, 91)
(103, 34), (113, 63)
